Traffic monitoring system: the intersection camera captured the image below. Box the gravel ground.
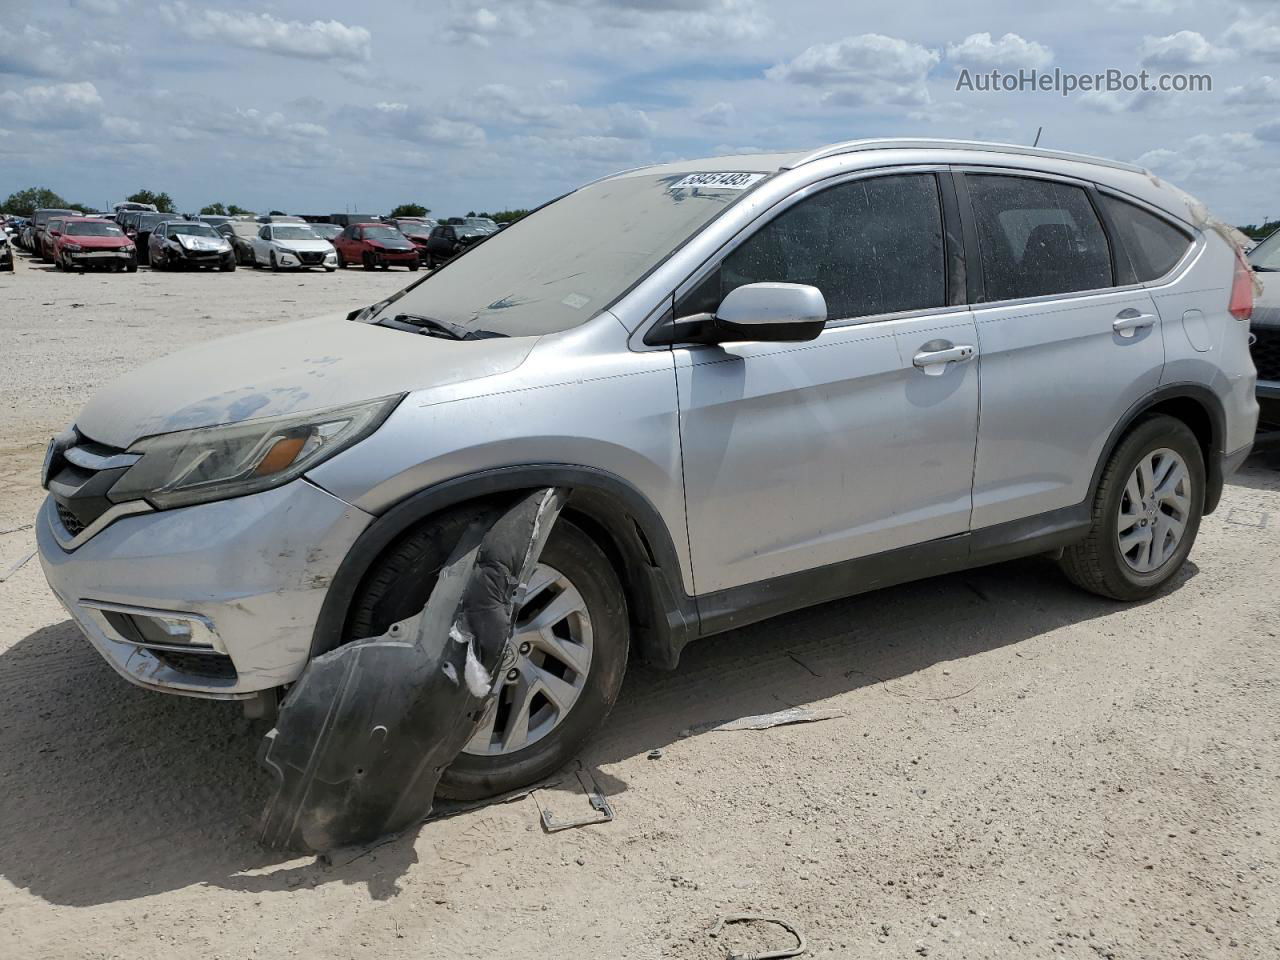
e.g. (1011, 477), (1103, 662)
(1, 247), (1278, 960)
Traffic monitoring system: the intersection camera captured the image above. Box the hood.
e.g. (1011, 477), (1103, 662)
(75, 313), (537, 449)
(175, 234), (228, 252)
(277, 237), (333, 253)
(369, 238), (414, 251)
(67, 235), (131, 249)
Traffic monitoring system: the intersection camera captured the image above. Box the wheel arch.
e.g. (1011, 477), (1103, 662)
(1095, 383), (1227, 515)
(310, 464), (699, 670)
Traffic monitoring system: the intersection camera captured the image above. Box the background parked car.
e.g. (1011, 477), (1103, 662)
(332, 222), (419, 270)
(52, 217), (137, 272)
(149, 220), (235, 271)
(392, 220), (434, 261)
(463, 216), (499, 234)
(215, 220), (261, 265)
(308, 222), (342, 243)
(0, 232), (12, 272)
(248, 222), (337, 271)
(32, 208), (81, 261)
(40, 217), (69, 261)
(1249, 229), (1279, 442)
(423, 223), (488, 268)
(196, 214), (232, 229)
(126, 211), (179, 265)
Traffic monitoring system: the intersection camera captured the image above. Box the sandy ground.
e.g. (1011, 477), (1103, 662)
(1, 247), (1278, 959)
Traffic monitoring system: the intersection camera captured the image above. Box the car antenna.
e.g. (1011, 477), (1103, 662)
(1032, 126), (1043, 148)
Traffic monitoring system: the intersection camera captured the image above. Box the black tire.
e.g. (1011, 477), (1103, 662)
(125, 263), (137, 273)
(221, 260), (235, 272)
(345, 509), (629, 800)
(408, 262), (419, 272)
(362, 252), (375, 271)
(270, 252), (280, 272)
(1060, 414), (1205, 601)
(337, 253), (347, 269)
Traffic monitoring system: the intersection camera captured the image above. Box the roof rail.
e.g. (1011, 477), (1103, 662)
(788, 138), (1147, 175)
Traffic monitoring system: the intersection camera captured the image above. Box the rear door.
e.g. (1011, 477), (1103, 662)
(957, 170), (1166, 529)
(675, 170), (980, 594)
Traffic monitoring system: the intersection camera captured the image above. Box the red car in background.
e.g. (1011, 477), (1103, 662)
(332, 222), (420, 271)
(52, 217), (138, 272)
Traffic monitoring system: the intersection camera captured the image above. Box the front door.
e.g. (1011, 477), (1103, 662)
(675, 171), (981, 595)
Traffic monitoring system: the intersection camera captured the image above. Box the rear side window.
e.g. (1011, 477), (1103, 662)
(1099, 194), (1193, 282)
(680, 173), (947, 321)
(967, 175), (1113, 301)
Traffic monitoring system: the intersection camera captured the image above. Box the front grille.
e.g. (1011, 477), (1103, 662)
(1252, 327), (1280, 383)
(299, 251), (325, 264)
(151, 649), (238, 680)
(56, 502), (85, 536)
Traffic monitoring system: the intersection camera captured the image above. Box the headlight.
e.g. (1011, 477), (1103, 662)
(62, 243), (82, 252)
(108, 395), (403, 509)
(122, 244), (135, 253)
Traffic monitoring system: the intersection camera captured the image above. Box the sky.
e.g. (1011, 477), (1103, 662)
(0, 0), (1277, 223)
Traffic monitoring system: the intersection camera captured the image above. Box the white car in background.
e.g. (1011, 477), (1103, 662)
(249, 222), (338, 272)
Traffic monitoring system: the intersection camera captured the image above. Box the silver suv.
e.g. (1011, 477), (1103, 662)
(38, 139), (1259, 798)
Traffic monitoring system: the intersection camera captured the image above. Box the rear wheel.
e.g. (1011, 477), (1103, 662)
(345, 510), (629, 800)
(1060, 415), (1204, 601)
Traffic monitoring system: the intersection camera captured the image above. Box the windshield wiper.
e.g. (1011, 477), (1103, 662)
(392, 313), (507, 340)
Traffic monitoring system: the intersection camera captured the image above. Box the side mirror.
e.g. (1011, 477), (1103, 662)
(652, 282), (828, 346)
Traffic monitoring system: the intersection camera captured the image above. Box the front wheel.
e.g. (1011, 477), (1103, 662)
(1060, 414), (1205, 601)
(345, 512), (629, 800)
(408, 262), (419, 271)
(270, 252), (280, 272)
(362, 252), (375, 271)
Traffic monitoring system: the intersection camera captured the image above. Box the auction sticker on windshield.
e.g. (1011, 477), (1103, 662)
(670, 172), (766, 191)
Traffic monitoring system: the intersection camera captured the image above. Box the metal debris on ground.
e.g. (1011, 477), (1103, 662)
(533, 766), (615, 832)
(709, 914), (807, 960)
(258, 487), (567, 853)
(681, 706), (845, 737)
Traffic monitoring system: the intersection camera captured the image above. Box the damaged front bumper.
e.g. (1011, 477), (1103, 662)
(259, 487), (566, 853)
(36, 479), (374, 697)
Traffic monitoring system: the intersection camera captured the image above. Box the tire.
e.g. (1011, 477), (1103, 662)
(337, 253), (347, 269)
(362, 252), (375, 271)
(1060, 414), (1205, 601)
(325, 266), (336, 273)
(270, 252), (280, 272)
(221, 260), (235, 272)
(408, 262), (419, 272)
(345, 510), (629, 800)
(125, 263), (137, 273)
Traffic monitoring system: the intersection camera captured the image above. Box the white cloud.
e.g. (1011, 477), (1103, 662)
(549, 0), (769, 46)
(1257, 120), (1280, 142)
(0, 81), (103, 128)
(73, 0), (127, 14)
(444, 5), (533, 46)
(1138, 31), (1226, 69)
(344, 102), (486, 147)
(695, 101), (735, 126)
(1225, 75), (1280, 105)
(946, 32), (1053, 70)
(767, 34), (940, 107)
(0, 25), (62, 77)
(1224, 10), (1280, 61)
(160, 4), (372, 61)
(603, 103), (655, 139)
(1108, 0), (1190, 11)
(1135, 132), (1261, 182)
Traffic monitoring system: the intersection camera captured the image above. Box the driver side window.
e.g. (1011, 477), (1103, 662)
(678, 173), (948, 322)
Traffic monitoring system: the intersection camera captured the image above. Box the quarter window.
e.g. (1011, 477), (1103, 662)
(966, 175), (1113, 301)
(1099, 194), (1193, 282)
(679, 173), (948, 321)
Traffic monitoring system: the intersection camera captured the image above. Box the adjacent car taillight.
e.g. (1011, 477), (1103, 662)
(1229, 248), (1254, 321)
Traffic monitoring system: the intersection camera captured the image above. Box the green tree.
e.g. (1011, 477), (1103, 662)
(127, 189), (176, 212)
(1240, 219), (1279, 240)
(390, 202), (430, 218)
(475, 209), (531, 225)
(3, 186), (69, 216)
(227, 204), (254, 216)
(200, 202), (228, 216)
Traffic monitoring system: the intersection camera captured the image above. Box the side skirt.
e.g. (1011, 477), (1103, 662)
(693, 503), (1091, 640)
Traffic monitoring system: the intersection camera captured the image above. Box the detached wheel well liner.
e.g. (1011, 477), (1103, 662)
(311, 465), (698, 670)
(1094, 383), (1227, 515)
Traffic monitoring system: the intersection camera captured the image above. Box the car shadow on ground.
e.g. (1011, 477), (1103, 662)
(0, 552), (1190, 908)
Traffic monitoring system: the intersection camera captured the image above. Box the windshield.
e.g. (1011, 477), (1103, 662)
(170, 223), (219, 238)
(311, 224), (341, 238)
(1250, 231), (1280, 272)
(139, 215), (174, 229)
(362, 226), (405, 241)
(371, 169), (770, 337)
(400, 225), (431, 238)
(455, 226), (488, 238)
(272, 225), (318, 240)
(230, 223), (259, 237)
(66, 221), (123, 237)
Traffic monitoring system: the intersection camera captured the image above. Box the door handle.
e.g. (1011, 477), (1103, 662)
(1113, 310), (1156, 338)
(913, 342), (976, 376)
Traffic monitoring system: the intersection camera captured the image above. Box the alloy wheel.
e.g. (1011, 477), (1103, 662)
(462, 562), (594, 757)
(1116, 447), (1192, 574)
